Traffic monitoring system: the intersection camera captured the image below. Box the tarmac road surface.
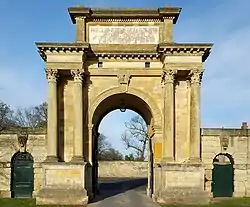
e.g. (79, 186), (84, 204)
(88, 178), (160, 207)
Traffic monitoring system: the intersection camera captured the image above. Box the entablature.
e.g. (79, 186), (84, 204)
(163, 62), (203, 71)
(35, 42), (89, 61)
(158, 43), (213, 62)
(36, 42), (212, 68)
(88, 68), (162, 77)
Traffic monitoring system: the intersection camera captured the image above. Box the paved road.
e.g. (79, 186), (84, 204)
(88, 178), (160, 207)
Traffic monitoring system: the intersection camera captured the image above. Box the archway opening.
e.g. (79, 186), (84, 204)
(212, 153), (234, 198)
(10, 151), (34, 198)
(90, 93), (154, 200)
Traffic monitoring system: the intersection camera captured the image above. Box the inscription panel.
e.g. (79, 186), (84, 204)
(89, 26), (159, 44)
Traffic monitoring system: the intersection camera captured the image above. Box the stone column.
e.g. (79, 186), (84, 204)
(189, 70), (202, 162)
(161, 67), (175, 161)
(76, 16), (86, 42)
(45, 69), (58, 162)
(71, 69), (84, 162)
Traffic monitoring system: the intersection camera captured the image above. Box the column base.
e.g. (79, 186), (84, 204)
(70, 156), (85, 163)
(162, 157), (175, 162)
(188, 157), (201, 163)
(147, 187), (152, 197)
(43, 156), (58, 163)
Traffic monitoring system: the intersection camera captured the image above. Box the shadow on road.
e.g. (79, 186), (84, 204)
(90, 177), (147, 203)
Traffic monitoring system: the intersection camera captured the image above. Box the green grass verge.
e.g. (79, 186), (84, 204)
(0, 198), (67, 207)
(161, 197), (250, 207)
(1, 197), (250, 206)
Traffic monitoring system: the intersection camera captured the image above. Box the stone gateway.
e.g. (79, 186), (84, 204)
(34, 6), (212, 205)
(1, 5), (247, 206)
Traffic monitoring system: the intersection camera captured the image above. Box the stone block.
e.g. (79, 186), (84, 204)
(36, 162), (88, 205)
(0, 167), (10, 192)
(153, 163), (209, 205)
(156, 187), (210, 205)
(36, 188), (88, 206)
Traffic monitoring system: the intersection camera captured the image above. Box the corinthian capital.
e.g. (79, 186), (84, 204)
(161, 69), (176, 85)
(71, 69), (84, 83)
(45, 69), (58, 82)
(189, 70), (203, 85)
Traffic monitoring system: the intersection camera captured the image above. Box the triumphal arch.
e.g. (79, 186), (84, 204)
(35, 6), (212, 206)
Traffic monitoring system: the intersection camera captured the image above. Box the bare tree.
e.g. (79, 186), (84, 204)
(98, 133), (111, 157)
(0, 100), (15, 132)
(98, 133), (123, 161)
(121, 115), (148, 161)
(14, 102), (47, 128)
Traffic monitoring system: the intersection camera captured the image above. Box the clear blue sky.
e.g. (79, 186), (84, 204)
(1, 0), (250, 154)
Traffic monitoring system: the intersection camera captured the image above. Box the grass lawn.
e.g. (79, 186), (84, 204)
(1, 197), (250, 206)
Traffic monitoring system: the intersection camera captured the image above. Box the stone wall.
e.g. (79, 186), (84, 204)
(98, 161), (148, 178)
(0, 130), (46, 197)
(1, 124), (250, 198)
(201, 123), (250, 197)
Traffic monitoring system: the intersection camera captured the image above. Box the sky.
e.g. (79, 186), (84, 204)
(1, 0), (250, 154)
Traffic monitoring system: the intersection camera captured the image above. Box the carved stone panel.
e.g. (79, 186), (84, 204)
(89, 26), (159, 44)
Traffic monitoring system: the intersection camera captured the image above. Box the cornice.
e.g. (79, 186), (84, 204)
(158, 43), (213, 62)
(68, 6), (181, 24)
(91, 18), (162, 22)
(35, 42), (90, 61)
(35, 42), (213, 62)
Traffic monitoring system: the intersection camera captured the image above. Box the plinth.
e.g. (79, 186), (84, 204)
(153, 163), (210, 205)
(36, 162), (88, 206)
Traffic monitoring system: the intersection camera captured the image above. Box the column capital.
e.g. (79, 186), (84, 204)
(189, 70), (203, 85)
(45, 69), (58, 83)
(71, 69), (84, 83)
(161, 69), (177, 85)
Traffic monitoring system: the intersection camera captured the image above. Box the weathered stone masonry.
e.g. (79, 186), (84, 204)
(1, 124), (250, 198)
(3, 5), (245, 206)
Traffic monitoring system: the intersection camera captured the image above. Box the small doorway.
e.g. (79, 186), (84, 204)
(11, 151), (34, 198)
(212, 153), (234, 197)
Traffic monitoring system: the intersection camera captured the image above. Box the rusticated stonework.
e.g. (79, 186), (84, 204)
(89, 26), (159, 44)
